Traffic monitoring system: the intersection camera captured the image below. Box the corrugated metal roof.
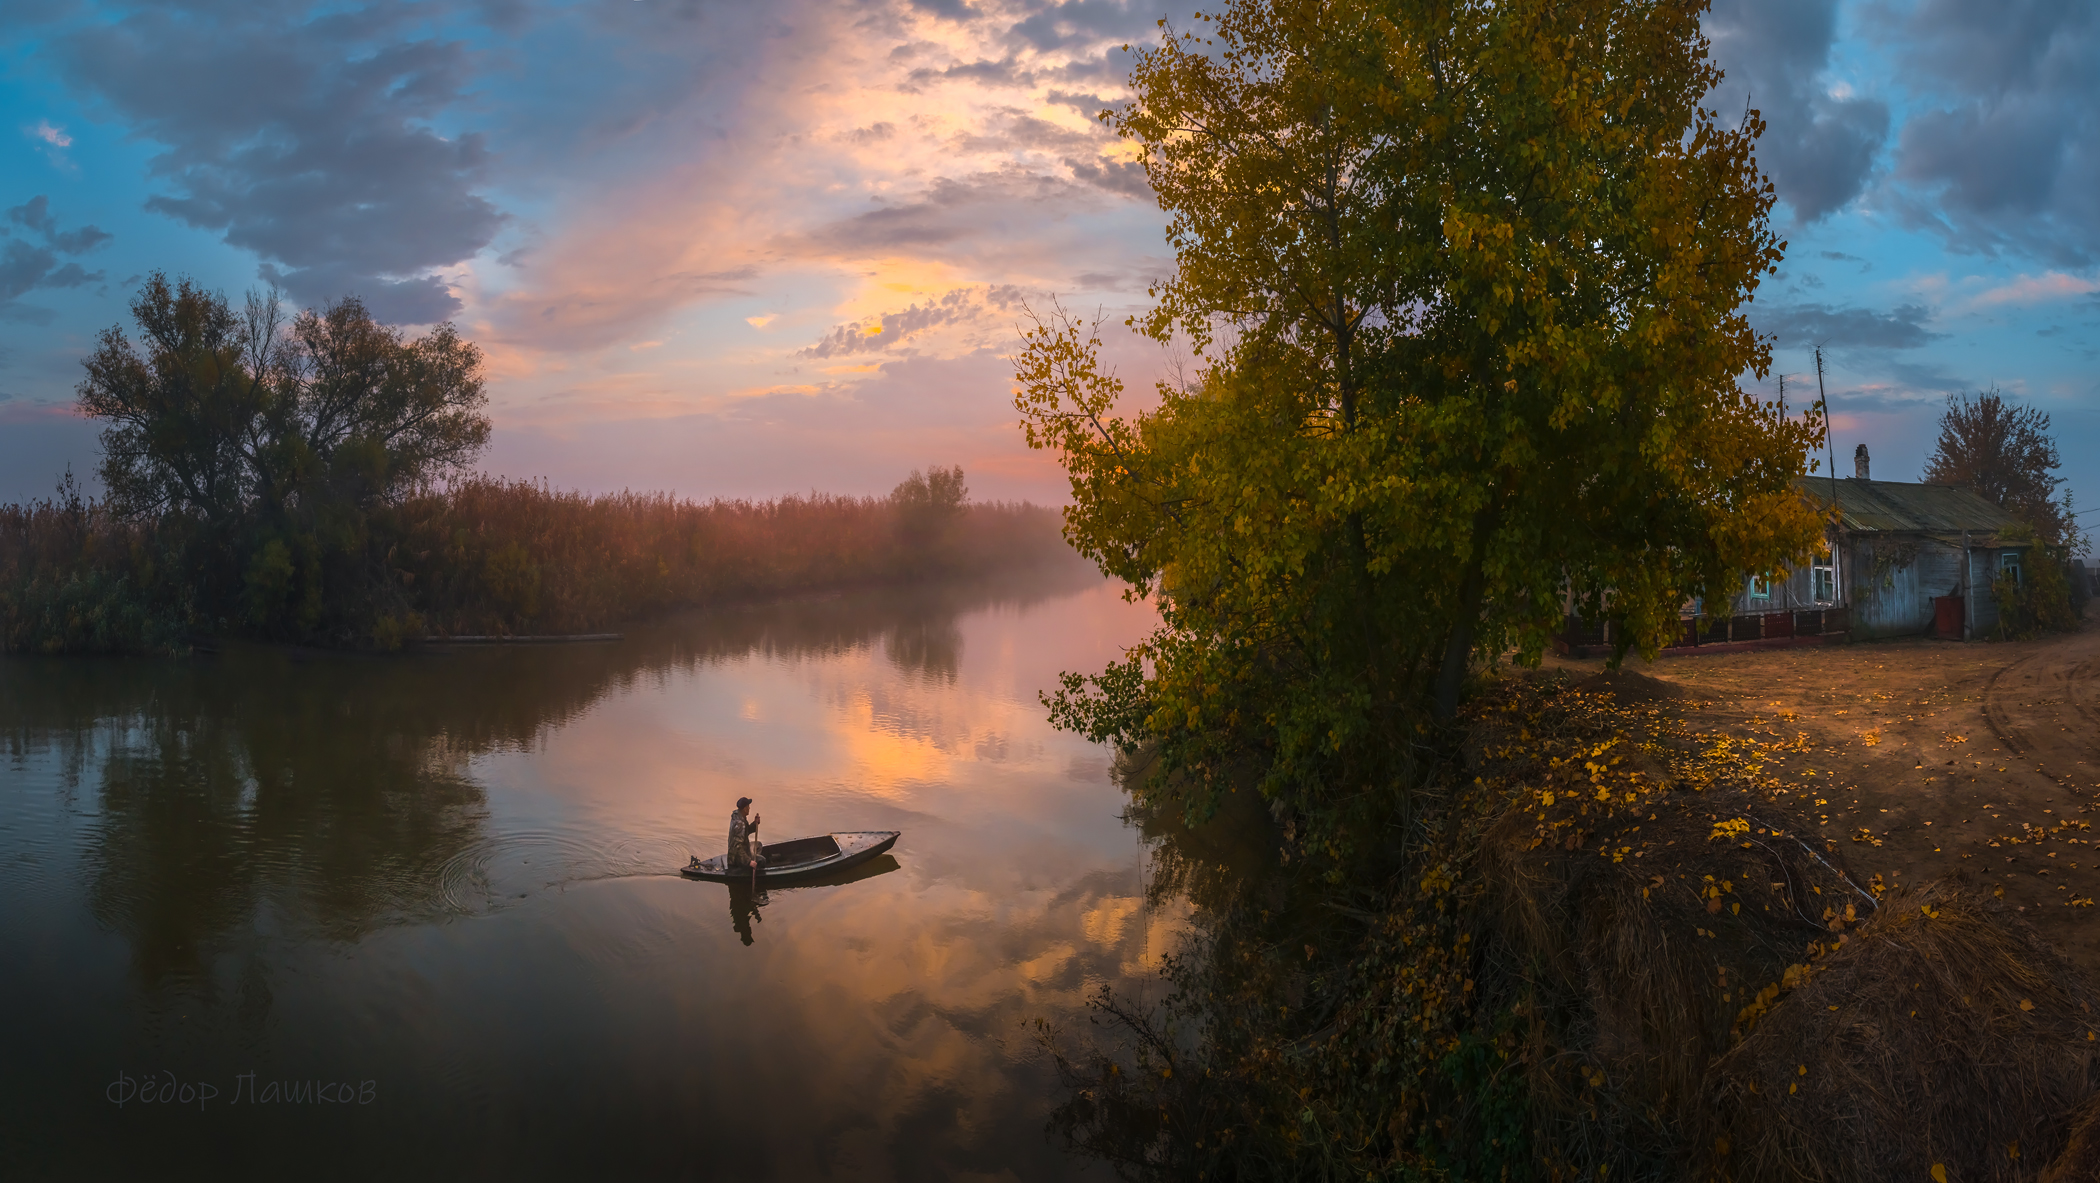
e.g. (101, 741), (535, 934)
(1791, 476), (2023, 534)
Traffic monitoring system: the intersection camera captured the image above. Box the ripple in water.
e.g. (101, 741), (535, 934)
(431, 828), (705, 916)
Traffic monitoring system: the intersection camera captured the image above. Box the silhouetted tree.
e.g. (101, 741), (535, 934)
(1922, 388), (2078, 550)
(79, 272), (489, 523)
(72, 272), (490, 637)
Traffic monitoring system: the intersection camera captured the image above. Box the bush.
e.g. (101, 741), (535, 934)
(1992, 554), (2080, 639)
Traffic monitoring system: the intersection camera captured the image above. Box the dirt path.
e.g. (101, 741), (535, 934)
(1546, 611), (2100, 973)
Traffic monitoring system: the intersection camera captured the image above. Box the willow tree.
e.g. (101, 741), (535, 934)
(1017, 0), (1824, 856)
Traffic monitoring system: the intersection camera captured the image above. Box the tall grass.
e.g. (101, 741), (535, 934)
(1, 473), (1077, 653)
(0, 473), (185, 654)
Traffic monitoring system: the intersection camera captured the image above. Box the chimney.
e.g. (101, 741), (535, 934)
(1854, 443), (1870, 480)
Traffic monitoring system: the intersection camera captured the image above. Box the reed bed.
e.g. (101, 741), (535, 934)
(385, 477), (1072, 638)
(0, 474), (1075, 653)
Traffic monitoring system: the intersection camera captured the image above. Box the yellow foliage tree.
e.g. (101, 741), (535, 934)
(1017, 0), (1827, 855)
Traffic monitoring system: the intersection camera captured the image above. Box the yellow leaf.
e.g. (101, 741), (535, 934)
(2020, 999), (2035, 1012)
(1931, 1165), (1947, 1183)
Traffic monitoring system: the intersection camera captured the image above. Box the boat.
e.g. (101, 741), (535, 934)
(681, 831), (900, 885)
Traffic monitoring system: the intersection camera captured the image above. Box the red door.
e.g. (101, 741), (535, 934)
(1933, 596), (1963, 639)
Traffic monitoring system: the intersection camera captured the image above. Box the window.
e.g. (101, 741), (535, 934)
(2001, 551), (2022, 585)
(1748, 575), (1771, 600)
(1812, 552), (1837, 603)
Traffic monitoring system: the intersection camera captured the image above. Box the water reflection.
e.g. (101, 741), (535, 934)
(728, 883), (766, 945)
(0, 563), (1167, 1179)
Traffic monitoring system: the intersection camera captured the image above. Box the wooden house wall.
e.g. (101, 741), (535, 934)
(1713, 534), (2020, 640)
(1847, 537), (1967, 638)
(1572, 528), (2025, 644)
(1849, 540), (1924, 637)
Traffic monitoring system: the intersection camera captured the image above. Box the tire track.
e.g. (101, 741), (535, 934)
(2069, 657), (2100, 736)
(1980, 659), (2031, 758)
(1980, 636), (2100, 793)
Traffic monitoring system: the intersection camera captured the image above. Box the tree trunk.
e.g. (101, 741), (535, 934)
(1434, 547), (1487, 721)
(1433, 504), (1498, 721)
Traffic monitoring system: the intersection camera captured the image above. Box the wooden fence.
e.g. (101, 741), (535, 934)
(1558, 608), (1851, 658)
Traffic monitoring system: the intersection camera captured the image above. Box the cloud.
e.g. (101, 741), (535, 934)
(1068, 258), (1166, 292)
(52, 3), (503, 323)
(0, 197), (111, 315)
(1004, 0), (1160, 53)
(1885, 0), (2100, 262)
(908, 0), (980, 22)
(1706, 0), (1890, 223)
(909, 57), (1036, 88)
(1752, 301), (1943, 351)
(1960, 271), (2100, 310)
(32, 121), (72, 148)
(799, 284), (1026, 359)
(0, 240), (104, 303)
(1882, 360), (1973, 394)
(1064, 154), (1148, 197)
(939, 110), (1141, 196)
(954, 110), (1102, 155)
(841, 122), (898, 145)
(1044, 88), (1117, 118)
(798, 169), (1103, 257)
(6, 195), (112, 256)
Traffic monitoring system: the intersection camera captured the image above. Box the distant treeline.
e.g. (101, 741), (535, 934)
(0, 472), (1073, 656)
(0, 274), (1074, 655)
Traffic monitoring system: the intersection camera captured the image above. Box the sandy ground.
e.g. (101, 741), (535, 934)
(1544, 605), (2100, 975)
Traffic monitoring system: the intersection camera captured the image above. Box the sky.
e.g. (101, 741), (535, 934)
(0, 0), (2094, 529)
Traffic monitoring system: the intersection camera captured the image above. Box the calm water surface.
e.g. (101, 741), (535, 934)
(0, 572), (1171, 1181)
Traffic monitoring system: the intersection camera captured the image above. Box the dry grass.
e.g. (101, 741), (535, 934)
(1704, 876), (2100, 1181)
(1046, 669), (2100, 1181)
(1471, 669), (2100, 1179)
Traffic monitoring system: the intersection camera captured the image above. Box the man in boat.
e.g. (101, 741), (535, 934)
(727, 796), (763, 889)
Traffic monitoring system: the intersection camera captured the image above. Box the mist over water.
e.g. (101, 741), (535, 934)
(0, 570), (1169, 1180)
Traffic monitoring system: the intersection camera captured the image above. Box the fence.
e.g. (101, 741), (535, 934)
(1559, 608), (1851, 658)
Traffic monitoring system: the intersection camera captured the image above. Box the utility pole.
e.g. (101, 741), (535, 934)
(1816, 347), (1841, 615)
(1815, 348), (1836, 505)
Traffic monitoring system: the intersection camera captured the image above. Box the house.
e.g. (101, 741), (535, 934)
(1561, 444), (2028, 654)
(1782, 446), (2028, 640)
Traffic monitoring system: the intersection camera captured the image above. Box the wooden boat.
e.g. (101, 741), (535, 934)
(681, 831), (900, 884)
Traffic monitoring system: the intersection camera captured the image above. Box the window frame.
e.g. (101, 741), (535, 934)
(1811, 551), (1838, 604)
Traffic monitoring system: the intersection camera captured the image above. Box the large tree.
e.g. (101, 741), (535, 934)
(1922, 388), (2080, 552)
(1017, 0), (1824, 852)
(79, 273), (489, 524)
(76, 273), (489, 634)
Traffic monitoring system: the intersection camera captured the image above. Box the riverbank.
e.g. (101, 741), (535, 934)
(1051, 614), (2100, 1179)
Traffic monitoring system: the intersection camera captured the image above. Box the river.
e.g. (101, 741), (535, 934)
(0, 569), (1170, 1180)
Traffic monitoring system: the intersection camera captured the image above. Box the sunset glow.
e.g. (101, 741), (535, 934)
(1, 0), (2092, 513)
